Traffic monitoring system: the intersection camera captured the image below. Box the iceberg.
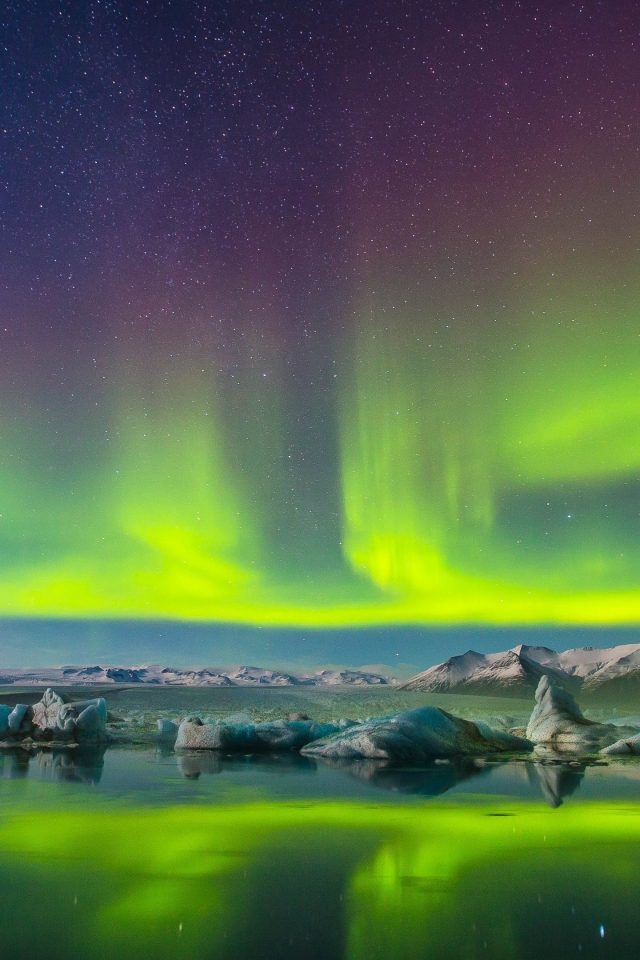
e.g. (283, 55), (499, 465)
(300, 706), (531, 762)
(1, 689), (107, 743)
(174, 716), (354, 752)
(526, 676), (629, 751)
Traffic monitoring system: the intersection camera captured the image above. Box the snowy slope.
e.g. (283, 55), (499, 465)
(399, 643), (640, 693)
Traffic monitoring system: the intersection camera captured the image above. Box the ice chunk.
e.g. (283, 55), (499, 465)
(301, 706), (531, 762)
(0, 704), (11, 734)
(175, 718), (261, 751)
(157, 718), (179, 737)
(75, 703), (105, 738)
(175, 716), (343, 752)
(526, 676), (630, 751)
(601, 732), (640, 756)
(8, 704), (31, 734)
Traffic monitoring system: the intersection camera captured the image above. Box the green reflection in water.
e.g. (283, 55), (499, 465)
(0, 800), (638, 959)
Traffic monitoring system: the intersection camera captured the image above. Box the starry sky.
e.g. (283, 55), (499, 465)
(2, 0), (640, 665)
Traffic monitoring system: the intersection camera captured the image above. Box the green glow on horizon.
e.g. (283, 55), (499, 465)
(1, 264), (640, 625)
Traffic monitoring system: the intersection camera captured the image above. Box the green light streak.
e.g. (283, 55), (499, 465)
(1, 264), (640, 624)
(338, 269), (640, 623)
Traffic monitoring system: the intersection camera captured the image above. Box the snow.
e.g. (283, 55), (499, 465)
(0, 663), (391, 687)
(400, 642), (640, 692)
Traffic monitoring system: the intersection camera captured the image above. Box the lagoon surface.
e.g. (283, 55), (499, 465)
(1, 688), (639, 959)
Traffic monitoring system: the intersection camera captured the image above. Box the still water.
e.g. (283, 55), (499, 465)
(0, 743), (639, 960)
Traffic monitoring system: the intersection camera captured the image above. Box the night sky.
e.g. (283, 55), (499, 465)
(2, 0), (640, 665)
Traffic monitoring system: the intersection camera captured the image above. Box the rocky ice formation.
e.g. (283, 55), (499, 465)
(173, 707), (530, 760)
(399, 642), (640, 695)
(157, 718), (179, 738)
(169, 681), (640, 760)
(0, 688), (107, 743)
(308, 669), (388, 686)
(525, 676), (630, 751)
(601, 732), (640, 756)
(300, 706), (531, 762)
(174, 716), (357, 752)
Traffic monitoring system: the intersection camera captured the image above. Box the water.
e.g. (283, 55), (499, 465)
(0, 688), (639, 959)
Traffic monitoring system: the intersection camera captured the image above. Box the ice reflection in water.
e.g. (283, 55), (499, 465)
(0, 743), (634, 809)
(174, 748), (595, 806)
(311, 757), (489, 796)
(527, 760), (586, 807)
(0, 745), (105, 784)
(176, 749), (318, 780)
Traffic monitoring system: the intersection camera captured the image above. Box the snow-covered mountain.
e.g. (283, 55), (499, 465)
(0, 664), (391, 687)
(398, 643), (640, 695)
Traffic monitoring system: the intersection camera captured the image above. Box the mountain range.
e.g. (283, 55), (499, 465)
(398, 643), (640, 696)
(0, 664), (391, 687)
(4, 644), (640, 695)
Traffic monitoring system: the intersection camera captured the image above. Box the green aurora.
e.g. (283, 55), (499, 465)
(1, 258), (639, 627)
(4, 0), (640, 640)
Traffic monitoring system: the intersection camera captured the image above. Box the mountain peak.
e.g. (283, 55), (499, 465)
(398, 642), (640, 694)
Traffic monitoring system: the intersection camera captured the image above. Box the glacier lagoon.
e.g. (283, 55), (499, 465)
(0, 687), (639, 959)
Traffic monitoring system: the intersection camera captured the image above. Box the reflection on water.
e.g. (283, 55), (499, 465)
(0, 743), (636, 809)
(175, 750), (494, 795)
(0, 745), (106, 784)
(0, 796), (638, 959)
(345, 804), (640, 960)
(174, 749), (492, 798)
(173, 749), (597, 805)
(299, 756), (490, 796)
(527, 760), (586, 807)
(177, 749), (318, 780)
(0, 745), (638, 960)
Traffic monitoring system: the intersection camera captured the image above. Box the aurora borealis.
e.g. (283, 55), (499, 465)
(2, 1), (640, 653)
